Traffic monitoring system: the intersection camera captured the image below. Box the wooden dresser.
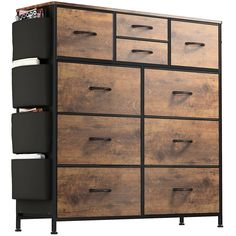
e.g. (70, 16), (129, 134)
(11, 2), (222, 234)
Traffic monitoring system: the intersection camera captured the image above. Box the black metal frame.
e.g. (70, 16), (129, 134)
(13, 3), (223, 233)
(218, 23), (223, 228)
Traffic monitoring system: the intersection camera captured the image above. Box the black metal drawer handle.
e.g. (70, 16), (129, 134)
(173, 188), (193, 192)
(89, 86), (112, 91)
(89, 188), (112, 193)
(131, 24), (153, 30)
(131, 49), (153, 54)
(172, 139), (193, 143)
(172, 91), (193, 96)
(185, 42), (205, 47)
(89, 137), (112, 142)
(73, 30), (97, 36)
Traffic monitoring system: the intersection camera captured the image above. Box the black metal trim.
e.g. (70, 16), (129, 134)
(18, 215), (51, 220)
(57, 56), (219, 73)
(218, 23), (223, 227)
(57, 164), (219, 168)
(58, 112), (140, 118)
(57, 213), (219, 221)
(168, 19), (171, 66)
(57, 112), (219, 121)
(141, 66), (144, 216)
(50, 4), (58, 235)
(145, 165), (219, 168)
(171, 17), (220, 26)
(57, 164), (140, 168)
(117, 36), (168, 44)
(145, 115), (219, 121)
(113, 13), (116, 61)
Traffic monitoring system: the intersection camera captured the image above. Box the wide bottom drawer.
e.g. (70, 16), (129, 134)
(145, 168), (219, 215)
(57, 168), (140, 217)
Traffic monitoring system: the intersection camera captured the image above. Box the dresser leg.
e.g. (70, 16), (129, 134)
(179, 217), (185, 225)
(218, 215), (223, 227)
(15, 214), (21, 232)
(51, 218), (58, 234)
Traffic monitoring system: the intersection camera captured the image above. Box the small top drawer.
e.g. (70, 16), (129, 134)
(57, 8), (113, 60)
(171, 21), (219, 69)
(117, 14), (167, 41)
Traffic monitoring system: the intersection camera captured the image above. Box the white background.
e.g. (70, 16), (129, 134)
(0, 0), (234, 235)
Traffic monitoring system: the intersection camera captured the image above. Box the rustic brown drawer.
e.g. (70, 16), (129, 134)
(145, 69), (218, 118)
(117, 39), (168, 64)
(117, 14), (167, 40)
(145, 168), (219, 214)
(145, 119), (218, 165)
(57, 168), (140, 217)
(58, 63), (140, 115)
(58, 115), (140, 165)
(57, 8), (113, 60)
(171, 21), (219, 68)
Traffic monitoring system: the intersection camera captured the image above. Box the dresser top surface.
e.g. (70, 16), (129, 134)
(17, 1), (222, 24)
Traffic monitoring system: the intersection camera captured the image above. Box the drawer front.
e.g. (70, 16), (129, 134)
(57, 8), (113, 60)
(12, 112), (51, 154)
(57, 168), (140, 217)
(13, 18), (51, 60)
(171, 21), (218, 68)
(12, 65), (51, 108)
(117, 14), (167, 40)
(145, 119), (218, 165)
(12, 159), (51, 200)
(145, 168), (219, 214)
(58, 116), (140, 165)
(145, 69), (218, 118)
(117, 39), (168, 64)
(58, 63), (140, 115)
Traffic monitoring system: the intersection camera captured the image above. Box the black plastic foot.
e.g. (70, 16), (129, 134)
(179, 217), (185, 225)
(15, 214), (21, 232)
(51, 218), (57, 234)
(218, 215), (223, 227)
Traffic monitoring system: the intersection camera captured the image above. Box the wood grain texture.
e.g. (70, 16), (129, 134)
(58, 63), (140, 115)
(145, 168), (219, 214)
(58, 115), (140, 165)
(117, 14), (167, 40)
(117, 39), (168, 64)
(57, 8), (113, 60)
(17, 2), (221, 24)
(57, 168), (140, 217)
(145, 69), (218, 118)
(145, 119), (219, 165)
(171, 21), (219, 68)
